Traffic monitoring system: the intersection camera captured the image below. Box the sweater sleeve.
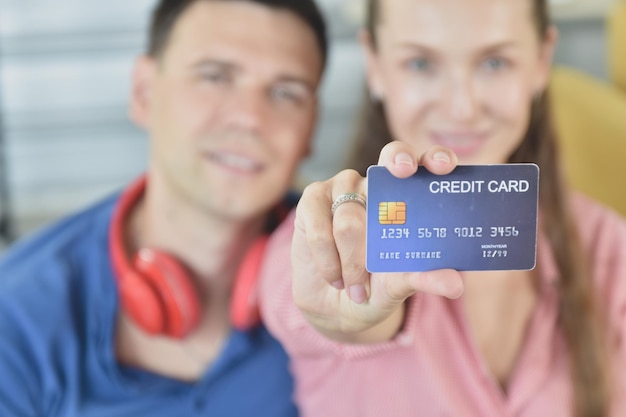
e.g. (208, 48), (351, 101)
(593, 210), (626, 415)
(608, 231), (626, 416)
(259, 209), (419, 360)
(571, 195), (626, 415)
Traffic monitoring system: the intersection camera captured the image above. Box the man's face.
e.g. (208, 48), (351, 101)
(133, 1), (322, 220)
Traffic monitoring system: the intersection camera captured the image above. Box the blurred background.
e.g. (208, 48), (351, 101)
(0, 0), (624, 248)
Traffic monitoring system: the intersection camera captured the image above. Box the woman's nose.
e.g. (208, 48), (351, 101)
(440, 75), (479, 124)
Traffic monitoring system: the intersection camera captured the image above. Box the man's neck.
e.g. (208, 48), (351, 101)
(129, 180), (268, 299)
(115, 176), (271, 381)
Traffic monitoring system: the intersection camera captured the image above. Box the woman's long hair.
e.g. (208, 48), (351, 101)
(348, 1), (609, 416)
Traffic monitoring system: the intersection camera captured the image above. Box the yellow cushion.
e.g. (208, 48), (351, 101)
(550, 66), (626, 217)
(608, 0), (626, 92)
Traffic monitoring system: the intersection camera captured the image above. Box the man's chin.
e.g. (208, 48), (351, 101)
(206, 197), (278, 222)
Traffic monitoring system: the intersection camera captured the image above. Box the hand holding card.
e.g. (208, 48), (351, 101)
(290, 142), (465, 342)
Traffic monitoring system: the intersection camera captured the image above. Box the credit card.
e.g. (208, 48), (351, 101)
(366, 164), (539, 272)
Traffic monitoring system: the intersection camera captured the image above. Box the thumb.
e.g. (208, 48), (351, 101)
(370, 269), (465, 306)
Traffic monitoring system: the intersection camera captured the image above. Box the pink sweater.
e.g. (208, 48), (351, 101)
(260, 194), (626, 417)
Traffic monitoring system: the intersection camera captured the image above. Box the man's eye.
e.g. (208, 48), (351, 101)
(271, 86), (303, 104)
(201, 71), (230, 83)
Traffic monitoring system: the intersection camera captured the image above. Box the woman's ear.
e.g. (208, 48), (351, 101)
(129, 55), (157, 128)
(359, 29), (384, 101)
(535, 25), (559, 93)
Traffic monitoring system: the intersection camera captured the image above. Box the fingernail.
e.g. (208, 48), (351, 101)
(331, 280), (345, 290)
(394, 152), (415, 168)
(433, 151), (451, 164)
(349, 285), (367, 304)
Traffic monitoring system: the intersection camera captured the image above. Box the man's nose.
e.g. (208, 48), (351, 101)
(223, 87), (268, 133)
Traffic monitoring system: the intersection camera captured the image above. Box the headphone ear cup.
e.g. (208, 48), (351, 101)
(118, 268), (167, 335)
(133, 249), (201, 339)
(230, 236), (269, 331)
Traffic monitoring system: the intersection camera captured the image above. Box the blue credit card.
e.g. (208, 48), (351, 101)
(366, 164), (539, 272)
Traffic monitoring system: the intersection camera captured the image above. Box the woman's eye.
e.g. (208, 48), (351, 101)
(482, 57), (509, 71)
(407, 58), (433, 73)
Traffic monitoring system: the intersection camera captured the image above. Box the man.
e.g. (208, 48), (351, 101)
(0, 0), (326, 415)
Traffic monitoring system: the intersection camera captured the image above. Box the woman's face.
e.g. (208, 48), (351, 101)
(364, 0), (557, 164)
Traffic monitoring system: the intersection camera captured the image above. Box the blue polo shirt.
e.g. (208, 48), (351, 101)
(0, 193), (298, 416)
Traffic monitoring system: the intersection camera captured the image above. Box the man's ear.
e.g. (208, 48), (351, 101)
(301, 99), (319, 159)
(359, 29), (384, 101)
(129, 55), (157, 128)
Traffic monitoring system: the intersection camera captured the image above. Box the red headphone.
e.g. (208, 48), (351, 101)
(109, 175), (277, 339)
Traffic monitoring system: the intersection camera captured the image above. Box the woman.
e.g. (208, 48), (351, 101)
(259, 0), (626, 416)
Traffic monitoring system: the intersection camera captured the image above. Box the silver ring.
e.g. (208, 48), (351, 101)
(331, 192), (367, 214)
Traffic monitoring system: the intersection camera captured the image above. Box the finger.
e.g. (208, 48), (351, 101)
(377, 142), (459, 179)
(294, 181), (343, 287)
(408, 269), (464, 299)
(376, 141), (420, 178)
(418, 146), (459, 176)
(371, 269), (465, 307)
(329, 171), (370, 303)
